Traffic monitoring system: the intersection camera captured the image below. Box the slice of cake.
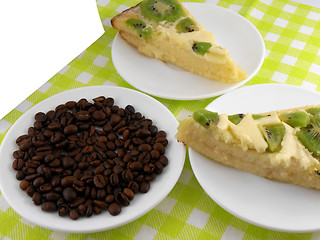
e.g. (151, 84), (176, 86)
(111, 0), (247, 83)
(176, 106), (320, 190)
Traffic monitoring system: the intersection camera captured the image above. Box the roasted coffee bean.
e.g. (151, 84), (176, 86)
(16, 171), (25, 180)
(63, 187), (77, 202)
(64, 125), (78, 135)
(140, 182), (150, 193)
(128, 181), (139, 193)
(58, 207), (68, 216)
(19, 180), (30, 191)
(61, 176), (76, 188)
(13, 150), (24, 159)
(94, 200), (108, 209)
(110, 114), (121, 127)
(46, 192), (60, 202)
(69, 209), (79, 220)
(78, 204), (87, 216)
(105, 194), (115, 204)
(138, 144), (152, 152)
(32, 192), (42, 205)
(62, 157), (74, 168)
(129, 162), (142, 171)
(125, 105), (135, 115)
(115, 192), (130, 206)
(153, 143), (165, 154)
(70, 197), (85, 208)
(110, 173), (120, 186)
(108, 203), (121, 216)
(93, 174), (106, 188)
(33, 177), (45, 188)
(93, 111), (106, 121)
(35, 112), (47, 122)
(159, 155), (168, 166)
(26, 185), (35, 197)
(76, 111), (90, 121)
(41, 202), (57, 212)
(123, 188), (134, 201)
(39, 183), (52, 193)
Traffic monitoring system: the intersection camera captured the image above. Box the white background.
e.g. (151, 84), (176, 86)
(0, 0), (104, 119)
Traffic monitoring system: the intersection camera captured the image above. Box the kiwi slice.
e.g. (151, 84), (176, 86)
(228, 114), (245, 125)
(307, 107), (320, 116)
(296, 118), (320, 158)
(193, 109), (219, 127)
(140, 0), (185, 23)
(252, 114), (267, 120)
(279, 111), (310, 128)
(176, 17), (199, 33)
(192, 42), (212, 55)
(259, 124), (285, 152)
(126, 18), (152, 38)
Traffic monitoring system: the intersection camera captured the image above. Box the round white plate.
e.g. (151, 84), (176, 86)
(111, 3), (265, 100)
(0, 86), (185, 233)
(189, 84), (320, 232)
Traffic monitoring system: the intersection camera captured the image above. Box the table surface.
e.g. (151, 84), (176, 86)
(1, 0), (320, 239)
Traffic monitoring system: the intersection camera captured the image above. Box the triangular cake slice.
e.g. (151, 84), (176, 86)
(176, 106), (320, 190)
(111, 0), (247, 83)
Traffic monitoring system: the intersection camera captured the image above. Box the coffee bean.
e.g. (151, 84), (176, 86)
(93, 111), (106, 121)
(64, 125), (78, 135)
(129, 162), (142, 171)
(105, 194), (115, 204)
(76, 111), (90, 121)
(63, 187), (77, 202)
(78, 204), (87, 216)
(115, 192), (130, 206)
(93, 174), (106, 188)
(41, 202), (57, 212)
(108, 203), (121, 216)
(62, 157), (74, 168)
(39, 183), (52, 193)
(35, 112), (47, 122)
(138, 144), (152, 152)
(33, 177), (45, 188)
(128, 181), (139, 193)
(61, 176), (76, 187)
(153, 143), (165, 154)
(19, 180), (30, 191)
(123, 188), (134, 201)
(125, 105), (135, 115)
(46, 192), (60, 202)
(159, 155), (168, 166)
(140, 182), (150, 193)
(94, 200), (108, 209)
(59, 207), (68, 216)
(69, 209), (79, 220)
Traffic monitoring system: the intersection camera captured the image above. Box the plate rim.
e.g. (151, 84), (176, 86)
(0, 85), (186, 233)
(189, 83), (320, 232)
(111, 2), (265, 100)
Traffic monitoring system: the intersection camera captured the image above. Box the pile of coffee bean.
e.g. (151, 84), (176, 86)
(12, 96), (168, 220)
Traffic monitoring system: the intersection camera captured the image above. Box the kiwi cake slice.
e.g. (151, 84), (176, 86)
(140, 0), (185, 23)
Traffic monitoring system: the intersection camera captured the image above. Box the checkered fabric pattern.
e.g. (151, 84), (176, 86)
(1, 0), (320, 239)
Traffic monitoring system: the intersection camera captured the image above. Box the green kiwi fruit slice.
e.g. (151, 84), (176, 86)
(252, 114), (268, 120)
(193, 109), (219, 127)
(296, 118), (320, 158)
(126, 18), (152, 38)
(228, 114), (245, 125)
(176, 17), (199, 33)
(192, 42), (212, 55)
(307, 107), (320, 116)
(140, 0), (185, 23)
(259, 124), (285, 152)
(279, 111), (310, 128)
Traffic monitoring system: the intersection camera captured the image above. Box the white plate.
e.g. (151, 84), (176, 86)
(189, 84), (320, 232)
(111, 3), (265, 100)
(0, 86), (185, 233)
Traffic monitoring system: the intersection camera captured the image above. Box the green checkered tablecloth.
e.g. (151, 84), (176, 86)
(1, 0), (320, 239)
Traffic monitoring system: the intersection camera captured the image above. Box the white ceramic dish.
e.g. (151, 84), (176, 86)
(189, 84), (320, 232)
(111, 3), (265, 100)
(0, 86), (185, 233)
